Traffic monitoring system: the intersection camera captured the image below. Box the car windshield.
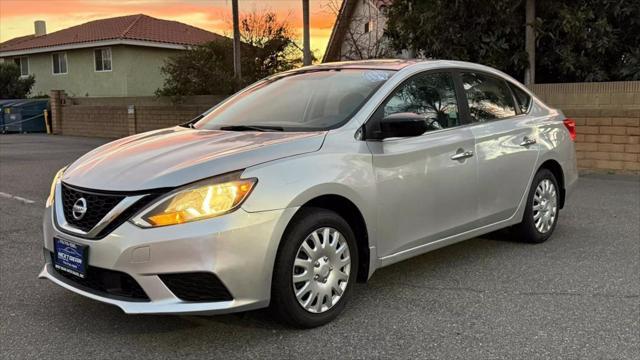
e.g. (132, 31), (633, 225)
(195, 69), (395, 131)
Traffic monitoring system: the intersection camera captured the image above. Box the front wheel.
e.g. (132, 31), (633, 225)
(270, 208), (358, 328)
(513, 169), (560, 243)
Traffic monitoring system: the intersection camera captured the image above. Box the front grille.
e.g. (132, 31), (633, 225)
(61, 183), (125, 232)
(94, 193), (162, 238)
(159, 272), (233, 302)
(51, 253), (149, 301)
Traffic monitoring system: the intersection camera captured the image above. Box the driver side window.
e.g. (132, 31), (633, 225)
(382, 72), (460, 131)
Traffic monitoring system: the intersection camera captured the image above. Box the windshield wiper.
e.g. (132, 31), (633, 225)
(179, 114), (203, 128)
(219, 125), (284, 132)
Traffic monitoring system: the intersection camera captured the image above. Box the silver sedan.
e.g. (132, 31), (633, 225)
(40, 60), (578, 328)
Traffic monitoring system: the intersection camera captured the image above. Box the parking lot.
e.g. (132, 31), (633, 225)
(1, 134), (638, 359)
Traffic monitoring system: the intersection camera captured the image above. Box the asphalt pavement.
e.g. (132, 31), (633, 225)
(1, 134), (638, 359)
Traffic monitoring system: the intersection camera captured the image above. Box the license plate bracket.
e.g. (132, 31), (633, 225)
(53, 238), (88, 278)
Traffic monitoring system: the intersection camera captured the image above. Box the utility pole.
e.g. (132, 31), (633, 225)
(524, 0), (535, 86)
(302, 0), (311, 66)
(232, 0), (241, 80)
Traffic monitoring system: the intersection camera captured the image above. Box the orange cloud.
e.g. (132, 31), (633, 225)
(0, 0), (340, 56)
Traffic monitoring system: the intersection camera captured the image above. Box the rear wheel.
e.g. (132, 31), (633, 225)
(513, 169), (560, 243)
(270, 208), (358, 328)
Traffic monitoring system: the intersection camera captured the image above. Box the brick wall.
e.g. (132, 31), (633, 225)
(49, 90), (64, 135)
(530, 81), (640, 174)
(52, 93), (224, 138)
(134, 105), (212, 133)
(61, 105), (129, 138)
(571, 114), (639, 172)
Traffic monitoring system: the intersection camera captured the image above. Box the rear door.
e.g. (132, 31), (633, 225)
(458, 72), (540, 225)
(366, 71), (478, 257)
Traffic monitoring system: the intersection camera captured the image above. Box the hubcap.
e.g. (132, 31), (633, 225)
(532, 179), (558, 233)
(292, 227), (351, 314)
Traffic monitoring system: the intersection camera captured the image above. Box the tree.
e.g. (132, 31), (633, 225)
(535, 0), (640, 82)
(386, 0), (528, 80)
(157, 11), (303, 97)
(237, 10), (304, 78)
(0, 62), (35, 99)
(155, 41), (236, 97)
(385, 0), (640, 83)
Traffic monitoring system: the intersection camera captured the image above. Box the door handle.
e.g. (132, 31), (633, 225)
(450, 150), (474, 161)
(520, 136), (537, 146)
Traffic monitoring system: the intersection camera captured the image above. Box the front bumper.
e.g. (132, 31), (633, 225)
(40, 204), (298, 315)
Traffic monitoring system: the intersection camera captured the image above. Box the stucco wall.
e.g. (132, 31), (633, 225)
(4, 45), (180, 97)
(118, 46), (182, 96)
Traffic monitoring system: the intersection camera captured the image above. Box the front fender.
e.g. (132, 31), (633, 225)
(240, 141), (378, 239)
(241, 151), (375, 212)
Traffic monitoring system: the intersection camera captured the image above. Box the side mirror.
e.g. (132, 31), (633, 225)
(379, 112), (428, 139)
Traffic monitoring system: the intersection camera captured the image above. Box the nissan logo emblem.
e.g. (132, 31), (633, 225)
(72, 198), (88, 220)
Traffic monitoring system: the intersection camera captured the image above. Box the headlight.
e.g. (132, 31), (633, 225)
(46, 166), (67, 207)
(132, 173), (257, 228)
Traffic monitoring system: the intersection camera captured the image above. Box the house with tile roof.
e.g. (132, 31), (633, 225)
(0, 14), (228, 97)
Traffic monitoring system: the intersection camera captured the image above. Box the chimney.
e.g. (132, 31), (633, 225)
(34, 20), (46, 37)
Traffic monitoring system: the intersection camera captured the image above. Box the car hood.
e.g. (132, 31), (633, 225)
(62, 127), (326, 191)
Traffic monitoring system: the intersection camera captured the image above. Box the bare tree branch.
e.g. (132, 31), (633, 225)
(326, 0), (392, 60)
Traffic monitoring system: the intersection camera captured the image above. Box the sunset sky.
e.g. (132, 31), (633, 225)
(0, 0), (341, 57)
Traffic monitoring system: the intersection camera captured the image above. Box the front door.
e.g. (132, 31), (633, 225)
(366, 71), (478, 257)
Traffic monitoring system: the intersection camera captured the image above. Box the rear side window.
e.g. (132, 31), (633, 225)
(509, 83), (532, 113)
(461, 72), (516, 122)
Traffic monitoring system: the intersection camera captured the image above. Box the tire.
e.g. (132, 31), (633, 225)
(513, 169), (560, 243)
(270, 207), (358, 328)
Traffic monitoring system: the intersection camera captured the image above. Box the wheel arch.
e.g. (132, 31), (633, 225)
(282, 194), (371, 283)
(537, 159), (566, 208)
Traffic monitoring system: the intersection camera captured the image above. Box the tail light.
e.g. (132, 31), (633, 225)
(563, 118), (576, 141)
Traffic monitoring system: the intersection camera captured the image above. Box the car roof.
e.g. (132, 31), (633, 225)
(307, 59), (425, 71)
(303, 59), (504, 72)
(284, 59), (530, 95)
(305, 59), (521, 75)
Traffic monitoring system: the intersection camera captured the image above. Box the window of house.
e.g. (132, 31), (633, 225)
(13, 57), (29, 76)
(52, 52), (68, 74)
(376, 72), (460, 132)
(94, 48), (112, 71)
(461, 72), (516, 121)
(509, 83), (532, 114)
(364, 21), (371, 33)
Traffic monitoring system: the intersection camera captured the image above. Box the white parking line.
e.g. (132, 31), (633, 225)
(0, 192), (36, 204)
